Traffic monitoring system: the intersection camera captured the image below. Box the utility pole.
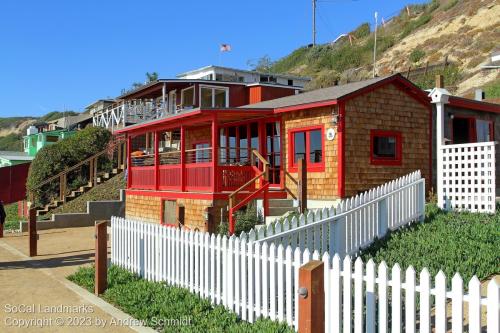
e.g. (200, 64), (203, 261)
(312, 0), (317, 46)
(373, 11), (378, 78)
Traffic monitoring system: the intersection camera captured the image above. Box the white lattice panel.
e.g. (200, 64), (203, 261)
(441, 142), (496, 213)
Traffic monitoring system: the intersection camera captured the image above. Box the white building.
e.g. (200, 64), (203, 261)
(176, 65), (310, 88)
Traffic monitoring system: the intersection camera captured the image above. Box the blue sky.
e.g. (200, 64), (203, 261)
(0, 0), (427, 117)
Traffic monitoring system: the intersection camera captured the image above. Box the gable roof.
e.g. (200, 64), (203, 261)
(242, 74), (420, 109)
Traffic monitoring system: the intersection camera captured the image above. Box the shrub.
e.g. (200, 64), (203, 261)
(400, 13), (432, 39)
(68, 265), (294, 332)
(217, 202), (262, 236)
(352, 23), (370, 39)
(413, 65), (462, 90)
(484, 80), (500, 98)
(26, 127), (111, 206)
(409, 49), (425, 63)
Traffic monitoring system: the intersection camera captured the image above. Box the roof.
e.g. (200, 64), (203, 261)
(0, 151), (34, 161)
(176, 65), (311, 81)
(242, 75), (395, 109)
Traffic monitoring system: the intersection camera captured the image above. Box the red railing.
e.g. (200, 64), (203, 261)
(219, 166), (256, 191)
(185, 163), (213, 191)
(158, 165), (181, 190)
(130, 166), (155, 189)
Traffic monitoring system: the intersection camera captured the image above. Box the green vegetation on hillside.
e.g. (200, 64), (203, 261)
(27, 126), (112, 206)
(39, 111), (79, 122)
(49, 174), (125, 215)
(484, 79), (500, 99)
(0, 133), (23, 151)
(262, 1), (443, 89)
(68, 265), (294, 333)
(360, 204), (500, 285)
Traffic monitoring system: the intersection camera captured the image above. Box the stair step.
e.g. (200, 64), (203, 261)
(268, 206), (297, 217)
(268, 199), (295, 208)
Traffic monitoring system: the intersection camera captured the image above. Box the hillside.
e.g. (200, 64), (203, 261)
(0, 111), (79, 151)
(267, 0), (500, 97)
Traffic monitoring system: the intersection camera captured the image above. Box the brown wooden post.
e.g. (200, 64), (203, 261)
(436, 74), (444, 89)
(28, 208), (37, 257)
(0, 219), (3, 238)
(93, 157), (98, 187)
(298, 158), (308, 213)
(298, 260), (324, 333)
(95, 220), (108, 295)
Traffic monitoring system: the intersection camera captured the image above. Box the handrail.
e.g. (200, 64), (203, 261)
(283, 170), (298, 200)
(33, 138), (125, 189)
(228, 149), (270, 234)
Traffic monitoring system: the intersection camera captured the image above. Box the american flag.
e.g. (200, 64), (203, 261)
(220, 44), (232, 52)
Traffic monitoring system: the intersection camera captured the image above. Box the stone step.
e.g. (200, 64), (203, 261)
(268, 206), (296, 217)
(268, 199), (295, 208)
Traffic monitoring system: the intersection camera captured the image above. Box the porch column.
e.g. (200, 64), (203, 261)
(429, 77), (450, 210)
(127, 135), (132, 188)
(211, 115), (219, 192)
(180, 126), (185, 192)
(154, 131), (159, 191)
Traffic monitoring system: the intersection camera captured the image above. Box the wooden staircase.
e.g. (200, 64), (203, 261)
(32, 137), (127, 217)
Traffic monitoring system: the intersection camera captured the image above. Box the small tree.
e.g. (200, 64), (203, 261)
(248, 55), (273, 72)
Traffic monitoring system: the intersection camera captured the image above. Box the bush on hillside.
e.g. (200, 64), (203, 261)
(409, 49), (425, 63)
(27, 126), (111, 206)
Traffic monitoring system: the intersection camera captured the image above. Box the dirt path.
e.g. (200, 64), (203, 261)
(0, 227), (153, 333)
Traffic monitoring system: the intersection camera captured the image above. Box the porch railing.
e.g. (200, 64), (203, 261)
(129, 146), (258, 192)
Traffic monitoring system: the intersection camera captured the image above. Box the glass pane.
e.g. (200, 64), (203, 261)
(309, 130), (322, 163)
(200, 88), (212, 108)
(181, 87), (194, 108)
(293, 132), (306, 164)
(373, 136), (396, 158)
(476, 120), (491, 142)
(239, 125), (248, 160)
(214, 88), (227, 107)
(228, 127), (237, 162)
(219, 128), (226, 163)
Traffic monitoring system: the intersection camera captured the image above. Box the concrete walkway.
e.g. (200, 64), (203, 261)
(0, 227), (153, 333)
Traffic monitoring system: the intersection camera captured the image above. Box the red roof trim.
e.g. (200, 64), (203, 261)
(274, 99), (338, 113)
(448, 96), (500, 114)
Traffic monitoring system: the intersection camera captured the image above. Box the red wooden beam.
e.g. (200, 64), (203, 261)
(211, 114), (219, 192)
(337, 101), (346, 198)
(154, 131), (160, 191)
(180, 125), (186, 192)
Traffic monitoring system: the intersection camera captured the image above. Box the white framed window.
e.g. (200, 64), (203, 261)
(180, 86), (195, 109)
(199, 85), (229, 108)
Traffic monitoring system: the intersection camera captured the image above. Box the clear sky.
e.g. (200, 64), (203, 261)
(0, 0), (427, 117)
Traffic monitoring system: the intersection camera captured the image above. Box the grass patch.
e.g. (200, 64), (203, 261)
(443, 0), (459, 11)
(48, 174), (125, 215)
(483, 79), (500, 99)
(68, 265), (294, 333)
(360, 204), (500, 284)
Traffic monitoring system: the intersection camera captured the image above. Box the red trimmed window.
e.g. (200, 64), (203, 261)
(192, 142), (210, 163)
(288, 125), (324, 172)
(370, 130), (402, 166)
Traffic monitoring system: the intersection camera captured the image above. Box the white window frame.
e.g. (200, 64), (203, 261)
(199, 85), (229, 108)
(180, 86), (195, 109)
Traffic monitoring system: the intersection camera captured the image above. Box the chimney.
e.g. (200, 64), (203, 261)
(435, 75), (444, 89)
(474, 89), (485, 101)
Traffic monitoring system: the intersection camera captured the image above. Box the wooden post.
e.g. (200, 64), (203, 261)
(28, 208), (37, 257)
(0, 220), (3, 238)
(95, 220), (108, 295)
(436, 74), (444, 89)
(180, 126), (185, 192)
(298, 158), (308, 213)
(298, 260), (324, 333)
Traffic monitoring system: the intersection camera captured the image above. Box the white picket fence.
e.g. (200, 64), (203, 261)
(111, 217), (499, 332)
(251, 171), (425, 257)
(440, 142), (496, 213)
